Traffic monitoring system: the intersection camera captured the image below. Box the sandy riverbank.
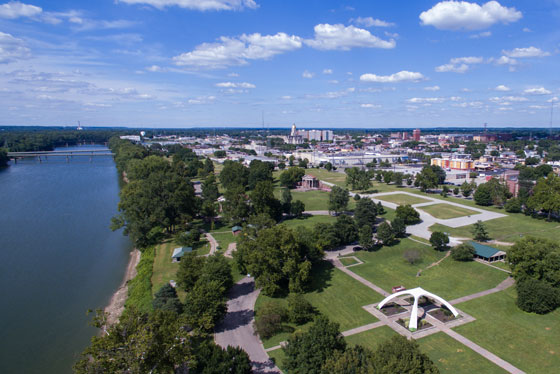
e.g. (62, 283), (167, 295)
(103, 249), (141, 328)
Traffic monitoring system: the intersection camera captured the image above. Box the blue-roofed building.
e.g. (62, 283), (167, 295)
(171, 246), (192, 262)
(470, 242), (506, 263)
(232, 226), (242, 235)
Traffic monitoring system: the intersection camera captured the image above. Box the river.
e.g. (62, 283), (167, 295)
(0, 145), (132, 374)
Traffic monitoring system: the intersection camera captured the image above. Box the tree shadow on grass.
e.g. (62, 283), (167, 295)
(306, 261), (334, 294)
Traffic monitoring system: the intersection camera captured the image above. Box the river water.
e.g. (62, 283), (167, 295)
(0, 145), (132, 374)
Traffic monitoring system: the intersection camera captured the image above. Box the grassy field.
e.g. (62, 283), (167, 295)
(345, 325), (398, 348)
(351, 239), (509, 300)
(305, 168), (347, 187)
(419, 203), (479, 220)
(375, 193), (431, 206)
(255, 261), (381, 349)
(339, 256), (360, 266)
(281, 214), (337, 229)
(453, 287), (560, 374)
(417, 333), (508, 374)
(267, 348), (287, 371)
(289, 189), (329, 211)
(211, 232), (237, 251)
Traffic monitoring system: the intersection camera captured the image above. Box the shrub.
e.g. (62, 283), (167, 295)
(505, 198), (522, 213)
(255, 302), (287, 339)
(516, 278), (560, 314)
(287, 293), (315, 324)
(429, 231), (449, 251)
(451, 243), (475, 261)
(396, 204), (420, 225)
(126, 247), (155, 313)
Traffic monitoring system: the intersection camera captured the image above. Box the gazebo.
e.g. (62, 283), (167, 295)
(377, 287), (459, 331)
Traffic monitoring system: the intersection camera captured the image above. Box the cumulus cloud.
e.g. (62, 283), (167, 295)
(424, 85), (440, 91)
(419, 1), (522, 31)
(0, 31), (31, 63)
(408, 97), (445, 103)
(489, 96), (528, 103)
(173, 32), (302, 69)
(495, 84), (510, 91)
(524, 87), (551, 95)
(350, 16), (395, 27)
(323, 68), (333, 74)
(215, 81), (255, 88)
(305, 24), (395, 50)
(0, 1), (41, 19)
(302, 70), (314, 79)
(360, 103), (381, 108)
(436, 56), (485, 73)
(502, 46), (550, 58)
(118, 0), (258, 11)
(188, 95), (216, 104)
(360, 70), (424, 83)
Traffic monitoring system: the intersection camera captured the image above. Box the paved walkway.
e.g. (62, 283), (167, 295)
(215, 277), (281, 374)
(205, 233), (218, 256)
(450, 277), (515, 305)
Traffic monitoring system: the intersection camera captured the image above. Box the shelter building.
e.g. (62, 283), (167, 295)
(470, 241), (506, 262)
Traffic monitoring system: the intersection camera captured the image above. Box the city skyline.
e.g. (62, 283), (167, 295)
(0, 0), (559, 128)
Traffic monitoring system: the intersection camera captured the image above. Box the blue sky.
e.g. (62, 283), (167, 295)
(0, 0), (559, 128)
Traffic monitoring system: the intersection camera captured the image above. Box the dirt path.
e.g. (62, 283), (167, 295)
(103, 249), (141, 329)
(224, 242), (237, 258)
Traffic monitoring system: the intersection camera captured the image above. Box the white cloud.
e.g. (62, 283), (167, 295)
(451, 56), (484, 64)
(0, 1), (41, 19)
(146, 65), (163, 72)
(493, 55), (517, 69)
(305, 24), (395, 50)
(215, 81), (255, 88)
(408, 97), (445, 103)
(361, 103), (381, 108)
(502, 46), (550, 58)
(419, 1), (522, 31)
(524, 87), (551, 95)
(360, 70), (424, 83)
(522, 27), (531, 32)
(118, 0), (258, 11)
(328, 79), (339, 84)
(173, 32), (302, 69)
(188, 95), (216, 104)
(227, 72), (239, 77)
(302, 70), (314, 79)
(280, 95), (292, 100)
(547, 97), (559, 103)
(529, 105), (547, 109)
(470, 31), (492, 38)
(323, 68), (333, 74)
(495, 84), (510, 91)
(0, 31), (31, 63)
(436, 63), (469, 73)
(424, 85), (440, 91)
(489, 96), (528, 103)
(350, 16), (395, 27)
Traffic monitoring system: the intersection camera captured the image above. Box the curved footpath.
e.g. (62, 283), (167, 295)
(215, 277), (281, 374)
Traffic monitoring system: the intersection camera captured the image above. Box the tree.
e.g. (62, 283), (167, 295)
(248, 159), (274, 190)
(474, 178), (510, 206)
(299, 158), (309, 168)
(74, 308), (194, 373)
(235, 225), (323, 296)
(278, 162), (286, 170)
(504, 197), (522, 213)
(291, 200), (306, 218)
(201, 200), (217, 228)
(177, 252), (207, 290)
(471, 220), (490, 241)
(451, 243), (475, 261)
(287, 293), (315, 324)
(377, 222), (395, 245)
(198, 254), (233, 291)
(453, 187), (460, 195)
(404, 250), (422, 265)
(192, 341), (252, 374)
(391, 217), (407, 238)
(283, 316), (346, 374)
(516, 278), (560, 314)
(202, 174), (219, 201)
(461, 180), (475, 198)
(334, 214), (359, 244)
(527, 173), (560, 220)
(325, 162), (333, 171)
(328, 186), (350, 214)
(345, 167), (371, 190)
(370, 335), (440, 374)
(321, 345), (375, 374)
(203, 157), (214, 175)
(255, 301), (287, 339)
(393, 172), (404, 187)
(429, 231), (449, 251)
(0, 149), (9, 167)
(152, 284), (183, 313)
(396, 204), (421, 225)
(222, 185), (251, 225)
(251, 181), (283, 221)
(377, 201), (386, 215)
(220, 160), (249, 190)
(280, 167), (306, 188)
(282, 187), (293, 213)
(354, 198), (378, 228)
(358, 225), (374, 250)
(440, 185), (450, 197)
(214, 150), (226, 158)
(508, 236), (560, 287)
(184, 280), (227, 331)
(415, 166), (440, 192)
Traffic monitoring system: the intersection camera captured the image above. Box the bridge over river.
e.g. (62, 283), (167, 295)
(8, 149), (115, 163)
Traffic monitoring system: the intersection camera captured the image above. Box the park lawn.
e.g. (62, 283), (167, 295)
(375, 193), (431, 206)
(305, 168), (347, 187)
(339, 256), (360, 266)
(430, 212), (560, 242)
(417, 333), (508, 374)
(267, 348), (287, 372)
(290, 189), (330, 211)
(210, 232), (237, 251)
(452, 287), (560, 374)
(418, 203), (479, 220)
(345, 325), (398, 349)
(281, 214), (337, 229)
(351, 239), (508, 300)
(256, 261), (380, 349)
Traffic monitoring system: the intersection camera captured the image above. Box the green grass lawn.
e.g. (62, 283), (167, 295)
(375, 193), (431, 206)
(289, 189), (329, 211)
(417, 333), (508, 374)
(345, 325), (398, 349)
(267, 348), (287, 372)
(339, 256), (360, 266)
(418, 203), (479, 220)
(453, 287), (560, 374)
(351, 239), (508, 300)
(305, 168), (347, 187)
(256, 261), (381, 349)
(211, 232), (237, 251)
(281, 214), (337, 229)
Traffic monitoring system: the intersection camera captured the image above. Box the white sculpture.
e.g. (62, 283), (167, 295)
(377, 287), (459, 331)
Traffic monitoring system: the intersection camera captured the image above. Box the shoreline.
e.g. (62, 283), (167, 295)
(103, 248), (141, 328)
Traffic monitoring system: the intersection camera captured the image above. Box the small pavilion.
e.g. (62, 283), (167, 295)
(171, 247), (192, 262)
(470, 241), (506, 263)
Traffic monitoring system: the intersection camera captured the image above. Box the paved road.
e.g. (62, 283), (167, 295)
(215, 277), (281, 374)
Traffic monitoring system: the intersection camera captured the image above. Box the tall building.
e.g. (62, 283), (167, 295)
(413, 129), (421, 141)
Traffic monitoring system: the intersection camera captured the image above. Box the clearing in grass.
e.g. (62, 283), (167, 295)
(418, 203), (479, 220)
